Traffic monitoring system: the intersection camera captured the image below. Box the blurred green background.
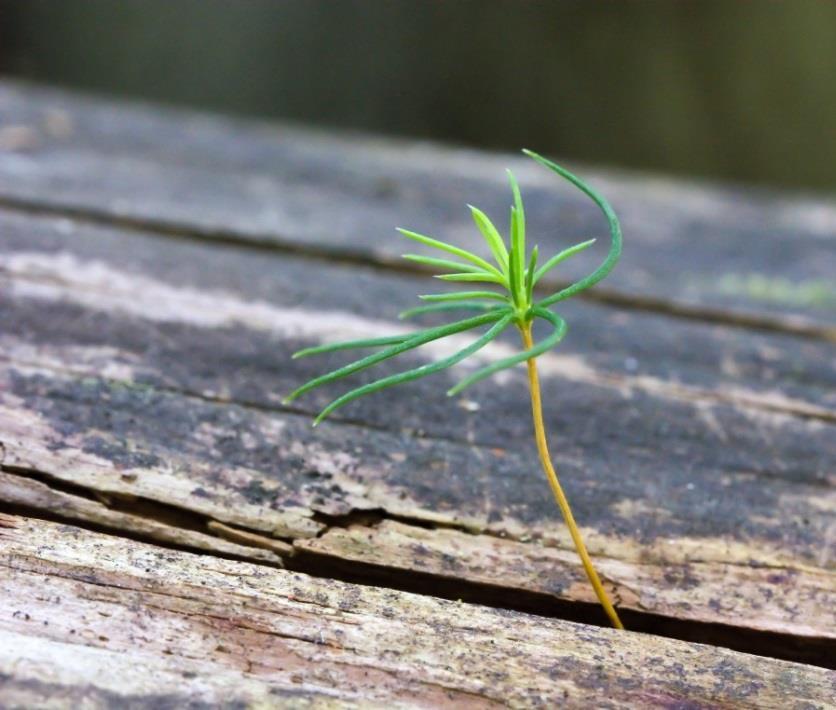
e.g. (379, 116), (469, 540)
(2, 1), (835, 191)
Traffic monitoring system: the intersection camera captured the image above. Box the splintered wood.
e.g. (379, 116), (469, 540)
(1, 515), (833, 708)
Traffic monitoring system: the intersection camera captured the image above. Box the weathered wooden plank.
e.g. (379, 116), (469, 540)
(0, 470), (288, 564)
(0, 633), (352, 710)
(298, 520), (835, 650)
(3, 358), (833, 657)
(1, 514), (833, 709)
(1, 208), (834, 422)
(0, 212), (833, 655)
(1, 80), (835, 331)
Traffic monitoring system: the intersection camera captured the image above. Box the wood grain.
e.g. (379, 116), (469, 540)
(0, 208), (832, 655)
(1, 514), (833, 709)
(1, 82), (834, 703)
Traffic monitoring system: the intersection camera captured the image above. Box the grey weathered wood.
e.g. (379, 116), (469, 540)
(0, 82), (835, 703)
(0, 208), (834, 423)
(1, 514), (834, 709)
(0, 208), (833, 660)
(1, 80), (835, 334)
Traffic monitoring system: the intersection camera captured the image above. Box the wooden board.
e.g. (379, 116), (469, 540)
(0, 207), (833, 668)
(1, 81), (835, 704)
(1, 514), (834, 708)
(1, 80), (835, 337)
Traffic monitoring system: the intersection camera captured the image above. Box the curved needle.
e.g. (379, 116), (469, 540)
(523, 150), (622, 307)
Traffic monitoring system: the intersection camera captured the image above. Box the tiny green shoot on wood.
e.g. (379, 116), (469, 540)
(285, 149), (624, 629)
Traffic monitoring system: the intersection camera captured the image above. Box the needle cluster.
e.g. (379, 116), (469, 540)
(284, 149), (622, 425)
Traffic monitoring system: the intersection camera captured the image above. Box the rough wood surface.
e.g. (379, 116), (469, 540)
(1, 514), (834, 709)
(0, 81), (835, 704)
(1, 81), (835, 336)
(0, 207), (833, 661)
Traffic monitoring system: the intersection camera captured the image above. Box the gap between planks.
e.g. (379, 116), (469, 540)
(0, 464), (832, 671)
(2, 512), (833, 708)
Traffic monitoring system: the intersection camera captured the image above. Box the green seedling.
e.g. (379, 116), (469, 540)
(285, 149), (624, 629)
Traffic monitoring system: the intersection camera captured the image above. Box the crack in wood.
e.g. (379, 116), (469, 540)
(0, 464), (291, 565)
(2, 356), (832, 646)
(0, 462), (584, 567)
(1, 467), (832, 669)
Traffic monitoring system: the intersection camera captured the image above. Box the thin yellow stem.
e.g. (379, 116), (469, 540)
(520, 323), (624, 630)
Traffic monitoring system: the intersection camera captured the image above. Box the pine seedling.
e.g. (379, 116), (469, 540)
(284, 149), (624, 629)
